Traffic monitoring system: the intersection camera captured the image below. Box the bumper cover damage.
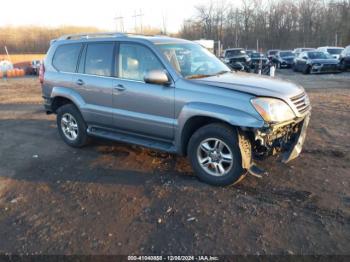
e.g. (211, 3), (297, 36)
(238, 113), (310, 176)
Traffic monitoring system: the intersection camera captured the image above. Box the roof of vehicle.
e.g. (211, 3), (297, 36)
(224, 48), (244, 51)
(52, 32), (192, 45)
(317, 46), (344, 49)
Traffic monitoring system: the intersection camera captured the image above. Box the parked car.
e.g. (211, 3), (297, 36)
(266, 49), (279, 60)
(40, 32), (311, 186)
(223, 48), (251, 71)
(249, 52), (268, 70)
(293, 51), (341, 74)
(292, 48), (315, 67)
(339, 45), (350, 70)
(273, 50), (295, 68)
(317, 46), (344, 60)
(245, 49), (257, 57)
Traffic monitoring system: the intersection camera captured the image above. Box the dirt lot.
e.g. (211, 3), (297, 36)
(0, 71), (349, 255)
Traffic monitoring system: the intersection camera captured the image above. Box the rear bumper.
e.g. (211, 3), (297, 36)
(42, 96), (53, 114)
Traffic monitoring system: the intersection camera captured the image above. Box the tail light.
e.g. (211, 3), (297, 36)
(39, 62), (45, 84)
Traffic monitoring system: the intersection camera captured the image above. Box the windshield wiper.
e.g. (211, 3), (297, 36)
(186, 74), (214, 79)
(215, 70), (231, 75)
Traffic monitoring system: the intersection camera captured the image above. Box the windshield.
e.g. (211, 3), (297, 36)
(280, 51), (294, 57)
(251, 53), (266, 58)
(158, 43), (230, 79)
(307, 52), (330, 59)
(225, 49), (246, 57)
(327, 48), (343, 55)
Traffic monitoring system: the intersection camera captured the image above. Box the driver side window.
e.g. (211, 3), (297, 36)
(118, 43), (165, 81)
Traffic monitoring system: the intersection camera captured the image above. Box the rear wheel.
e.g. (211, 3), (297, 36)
(187, 123), (245, 186)
(56, 104), (89, 147)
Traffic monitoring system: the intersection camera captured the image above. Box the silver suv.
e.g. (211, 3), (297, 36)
(40, 32), (311, 186)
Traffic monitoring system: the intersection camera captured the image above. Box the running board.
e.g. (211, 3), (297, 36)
(87, 126), (176, 153)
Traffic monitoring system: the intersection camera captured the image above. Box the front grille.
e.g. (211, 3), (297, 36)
(290, 92), (310, 114)
(230, 57), (246, 63)
(321, 64), (338, 71)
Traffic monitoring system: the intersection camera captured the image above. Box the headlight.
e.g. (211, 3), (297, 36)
(251, 97), (295, 122)
(224, 58), (230, 63)
(313, 63), (321, 67)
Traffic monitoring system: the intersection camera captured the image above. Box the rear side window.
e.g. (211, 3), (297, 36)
(53, 44), (82, 72)
(84, 43), (114, 76)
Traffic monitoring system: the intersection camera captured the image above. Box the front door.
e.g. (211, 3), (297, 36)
(112, 43), (175, 141)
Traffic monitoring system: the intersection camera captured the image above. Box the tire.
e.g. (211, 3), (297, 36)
(187, 123), (245, 186)
(56, 103), (89, 147)
(303, 65), (310, 74)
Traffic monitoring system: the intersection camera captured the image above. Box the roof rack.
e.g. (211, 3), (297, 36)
(57, 32), (161, 41)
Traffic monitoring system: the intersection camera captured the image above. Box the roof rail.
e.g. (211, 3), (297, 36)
(57, 32), (160, 41)
(58, 32), (128, 40)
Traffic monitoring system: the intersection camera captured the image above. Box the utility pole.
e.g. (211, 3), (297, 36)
(114, 15), (124, 32)
(335, 32), (338, 46)
(132, 9), (144, 33)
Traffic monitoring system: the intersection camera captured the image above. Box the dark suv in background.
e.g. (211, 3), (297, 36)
(223, 48), (251, 70)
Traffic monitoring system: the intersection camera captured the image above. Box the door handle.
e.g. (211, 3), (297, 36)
(76, 79), (84, 86)
(114, 84), (126, 91)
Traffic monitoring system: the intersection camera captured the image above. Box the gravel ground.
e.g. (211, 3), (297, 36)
(0, 71), (349, 255)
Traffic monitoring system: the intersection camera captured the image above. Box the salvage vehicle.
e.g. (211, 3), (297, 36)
(317, 46), (344, 60)
(294, 51), (341, 74)
(339, 45), (350, 70)
(40, 33), (311, 186)
(223, 48), (251, 71)
(245, 49), (257, 57)
(292, 48), (315, 68)
(273, 50), (295, 68)
(249, 52), (269, 70)
(266, 49), (279, 60)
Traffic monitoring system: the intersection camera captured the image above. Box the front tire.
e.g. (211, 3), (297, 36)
(56, 104), (89, 147)
(187, 123), (245, 186)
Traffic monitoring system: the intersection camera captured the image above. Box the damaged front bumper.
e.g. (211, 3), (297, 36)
(238, 113), (311, 174)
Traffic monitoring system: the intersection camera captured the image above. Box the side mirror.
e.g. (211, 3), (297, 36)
(144, 70), (171, 85)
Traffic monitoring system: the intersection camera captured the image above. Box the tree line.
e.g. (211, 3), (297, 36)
(179, 0), (350, 51)
(0, 26), (101, 54)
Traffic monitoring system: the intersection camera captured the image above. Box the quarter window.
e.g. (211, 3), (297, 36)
(85, 43), (114, 76)
(118, 44), (164, 81)
(53, 44), (82, 72)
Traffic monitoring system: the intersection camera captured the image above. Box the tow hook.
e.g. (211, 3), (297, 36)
(238, 130), (267, 179)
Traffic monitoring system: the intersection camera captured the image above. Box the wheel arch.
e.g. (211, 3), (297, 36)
(50, 87), (85, 113)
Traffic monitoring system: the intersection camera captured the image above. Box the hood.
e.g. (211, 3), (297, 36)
(310, 58), (339, 64)
(192, 72), (304, 99)
(227, 55), (248, 59)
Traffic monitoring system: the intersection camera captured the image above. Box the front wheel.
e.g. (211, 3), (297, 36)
(187, 123), (245, 186)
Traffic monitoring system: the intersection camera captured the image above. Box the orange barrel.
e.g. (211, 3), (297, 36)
(20, 69), (25, 76)
(6, 70), (13, 78)
(15, 68), (20, 77)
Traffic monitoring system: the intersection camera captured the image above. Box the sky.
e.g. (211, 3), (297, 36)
(0, 0), (215, 33)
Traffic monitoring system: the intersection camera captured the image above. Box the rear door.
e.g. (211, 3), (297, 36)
(72, 42), (115, 127)
(111, 42), (175, 140)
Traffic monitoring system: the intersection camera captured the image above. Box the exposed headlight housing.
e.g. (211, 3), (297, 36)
(224, 58), (230, 63)
(251, 97), (296, 123)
